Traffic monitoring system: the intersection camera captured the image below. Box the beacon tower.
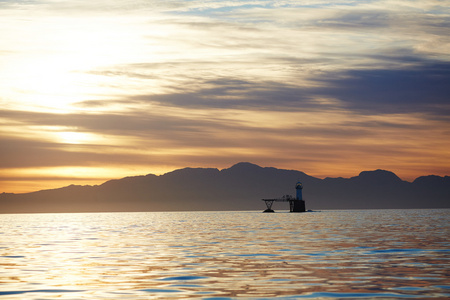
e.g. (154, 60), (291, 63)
(292, 181), (306, 212)
(296, 181), (303, 200)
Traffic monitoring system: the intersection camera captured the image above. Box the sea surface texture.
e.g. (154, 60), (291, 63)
(0, 209), (449, 299)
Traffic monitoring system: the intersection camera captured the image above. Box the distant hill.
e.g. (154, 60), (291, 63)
(1, 162), (449, 213)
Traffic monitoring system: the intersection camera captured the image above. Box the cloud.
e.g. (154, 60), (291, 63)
(81, 59), (450, 120)
(314, 62), (450, 117)
(130, 80), (319, 111)
(315, 10), (392, 29)
(0, 136), (119, 168)
(0, 109), (214, 138)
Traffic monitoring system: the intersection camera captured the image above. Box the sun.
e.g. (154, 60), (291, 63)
(57, 131), (95, 144)
(1, 15), (151, 112)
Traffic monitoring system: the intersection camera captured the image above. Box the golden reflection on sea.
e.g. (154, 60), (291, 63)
(0, 210), (449, 299)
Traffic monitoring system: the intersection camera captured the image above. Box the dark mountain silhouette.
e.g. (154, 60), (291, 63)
(1, 162), (449, 213)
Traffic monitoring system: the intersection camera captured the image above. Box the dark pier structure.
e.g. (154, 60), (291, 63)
(262, 182), (306, 213)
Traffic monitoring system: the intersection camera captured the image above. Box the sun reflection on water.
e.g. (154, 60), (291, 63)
(0, 210), (449, 299)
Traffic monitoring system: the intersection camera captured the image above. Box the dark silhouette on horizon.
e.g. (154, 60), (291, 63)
(262, 181), (306, 213)
(0, 162), (449, 213)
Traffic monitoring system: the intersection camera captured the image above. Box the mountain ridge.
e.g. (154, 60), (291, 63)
(1, 162), (449, 213)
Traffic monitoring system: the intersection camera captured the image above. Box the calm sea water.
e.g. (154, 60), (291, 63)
(0, 209), (448, 299)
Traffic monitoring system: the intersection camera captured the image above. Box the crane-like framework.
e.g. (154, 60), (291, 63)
(261, 194), (305, 213)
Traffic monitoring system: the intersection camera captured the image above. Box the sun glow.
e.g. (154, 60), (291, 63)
(0, 14), (157, 112)
(57, 131), (96, 144)
(0, 165), (174, 193)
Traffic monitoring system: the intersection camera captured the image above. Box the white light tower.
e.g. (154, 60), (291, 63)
(296, 181), (303, 200)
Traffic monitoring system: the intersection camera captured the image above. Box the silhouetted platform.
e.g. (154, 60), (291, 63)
(262, 195), (306, 213)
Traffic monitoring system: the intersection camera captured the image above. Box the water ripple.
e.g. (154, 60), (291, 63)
(0, 289), (85, 296)
(139, 288), (182, 293)
(294, 292), (419, 298)
(159, 275), (208, 281)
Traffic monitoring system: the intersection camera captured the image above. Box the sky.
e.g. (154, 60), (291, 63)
(1, 0), (449, 193)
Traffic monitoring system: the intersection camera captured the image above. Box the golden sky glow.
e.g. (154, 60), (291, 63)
(1, 0), (449, 193)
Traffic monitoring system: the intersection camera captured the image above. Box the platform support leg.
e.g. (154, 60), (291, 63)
(263, 200), (275, 213)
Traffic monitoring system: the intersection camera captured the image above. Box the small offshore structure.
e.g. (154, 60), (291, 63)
(262, 182), (306, 213)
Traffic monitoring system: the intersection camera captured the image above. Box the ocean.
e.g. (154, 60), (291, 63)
(0, 209), (448, 299)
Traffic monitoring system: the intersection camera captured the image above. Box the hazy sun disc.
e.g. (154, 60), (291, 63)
(57, 131), (95, 144)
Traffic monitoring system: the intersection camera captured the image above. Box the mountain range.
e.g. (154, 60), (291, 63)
(1, 162), (449, 213)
